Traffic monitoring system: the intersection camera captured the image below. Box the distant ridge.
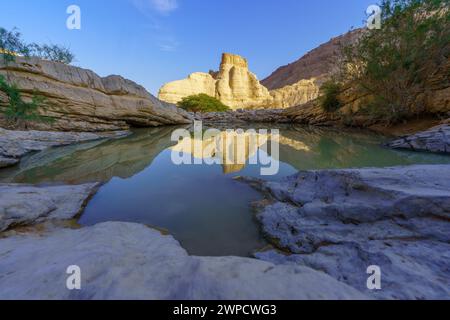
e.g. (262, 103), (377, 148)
(261, 29), (363, 90)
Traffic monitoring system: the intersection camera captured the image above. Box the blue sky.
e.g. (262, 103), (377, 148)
(0, 0), (374, 94)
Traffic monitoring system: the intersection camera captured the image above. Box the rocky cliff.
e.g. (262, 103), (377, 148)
(284, 59), (450, 128)
(0, 57), (192, 132)
(262, 29), (363, 90)
(159, 53), (322, 110)
(159, 53), (273, 110)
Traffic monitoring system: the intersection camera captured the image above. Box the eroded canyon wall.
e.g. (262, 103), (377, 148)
(0, 57), (192, 132)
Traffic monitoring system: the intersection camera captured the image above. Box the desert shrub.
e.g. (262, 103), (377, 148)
(29, 43), (75, 64)
(178, 94), (231, 113)
(0, 75), (52, 127)
(320, 81), (342, 112)
(0, 27), (29, 64)
(340, 0), (450, 124)
(0, 27), (75, 64)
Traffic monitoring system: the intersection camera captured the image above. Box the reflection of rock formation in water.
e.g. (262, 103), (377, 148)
(170, 129), (311, 174)
(1, 126), (184, 184)
(2, 124), (447, 184)
(171, 131), (265, 174)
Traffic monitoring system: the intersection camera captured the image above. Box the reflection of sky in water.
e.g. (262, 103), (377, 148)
(2, 126), (449, 257)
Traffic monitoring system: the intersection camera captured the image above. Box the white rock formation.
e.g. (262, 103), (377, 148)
(0, 183), (100, 232)
(240, 165), (450, 299)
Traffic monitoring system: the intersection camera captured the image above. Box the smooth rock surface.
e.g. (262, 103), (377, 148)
(0, 183), (100, 232)
(242, 165), (450, 299)
(0, 127), (129, 167)
(386, 124), (450, 154)
(0, 57), (192, 131)
(0, 222), (368, 300)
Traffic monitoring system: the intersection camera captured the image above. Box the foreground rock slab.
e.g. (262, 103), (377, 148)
(0, 128), (129, 168)
(0, 222), (367, 300)
(241, 165), (450, 299)
(0, 183), (100, 232)
(386, 124), (450, 154)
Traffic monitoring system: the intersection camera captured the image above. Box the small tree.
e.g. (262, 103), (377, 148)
(320, 80), (342, 112)
(178, 94), (231, 113)
(29, 43), (75, 65)
(0, 27), (30, 64)
(0, 26), (75, 64)
(0, 75), (52, 128)
(339, 0), (449, 124)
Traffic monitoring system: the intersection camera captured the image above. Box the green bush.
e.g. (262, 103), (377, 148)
(340, 0), (449, 124)
(0, 75), (52, 127)
(320, 81), (342, 112)
(0, 27), (75, 64)
(178, 94), (231, 113)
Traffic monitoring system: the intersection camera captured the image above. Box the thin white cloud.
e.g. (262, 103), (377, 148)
(151, 0), (178, 14)
(132, 0), (179, 15)
(157, 38), (180, 52)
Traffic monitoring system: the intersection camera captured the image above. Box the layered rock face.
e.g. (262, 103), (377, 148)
(0, 57), (192, 132)
(270, 79), (320, 109)
(386, 124), (450, 154)
(159, 53), (273, 110)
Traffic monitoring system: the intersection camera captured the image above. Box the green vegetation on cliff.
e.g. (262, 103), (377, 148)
(339, 0), (449, 124)
(0, 75), (52, 127)
(178, 94), (231, 113)
(320, 81), (343, 112)
(0, 27), (75, 64)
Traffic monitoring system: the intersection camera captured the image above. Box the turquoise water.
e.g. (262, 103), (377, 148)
(1, 125), (449, 256)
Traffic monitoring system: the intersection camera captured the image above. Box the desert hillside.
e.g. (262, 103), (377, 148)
(262, 29), (363, 90)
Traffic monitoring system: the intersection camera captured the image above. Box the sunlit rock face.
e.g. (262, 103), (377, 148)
(215, 54), (273, 109)
(158, 72), (217, 105)
(0, 57), (192, 132)
(270, 79), (320, 109)
(159, 53), (325, 110)
(159, 53), (273, 110)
